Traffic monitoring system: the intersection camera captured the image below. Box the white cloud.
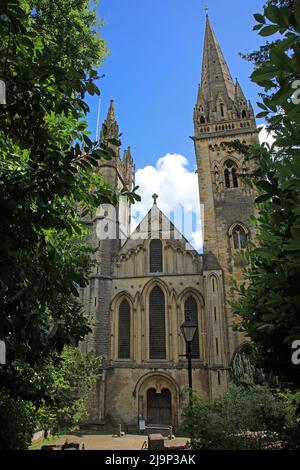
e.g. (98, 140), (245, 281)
(259, 125), (276, 147)
(190, 231), (203, 252)
(131, 129), (276, 251)
(132, 153), (203, 251)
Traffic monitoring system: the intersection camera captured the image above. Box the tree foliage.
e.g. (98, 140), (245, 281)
(0, 346), (101, 449)
(0, 0), (139, 448)
(232, 0), (300, 385)
(35, 346), (102, 434)
(241, 0), (294, 66)
(0, 389), (36, 450)
(0, 1), (138, 374)
(183, 384), (299, 450)
(231, 352), (279, 389)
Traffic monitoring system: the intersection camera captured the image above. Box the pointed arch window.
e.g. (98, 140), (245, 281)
(118, 299), (131, 359)
(149, 286), (166, 359)
(150, 239), (163, 273)
(232, 168), (238, 188)
(224, 160), (239, 189)
(184, 296), (200, 358)
(232, 225), (248, 250)
(224, 168), (230, 188)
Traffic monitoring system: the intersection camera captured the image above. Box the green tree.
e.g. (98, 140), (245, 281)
(0, 0), (139, 448)
(0, 389), (37, 450)
(0, 347), (101, 449)
(183, 384), (295, 450)
(35, 346), (102, 434)
(231, 351), (279, 388)
(0, 1), (138, 370)
(232, 1), (300, 385)
(241, 0), (294, 67)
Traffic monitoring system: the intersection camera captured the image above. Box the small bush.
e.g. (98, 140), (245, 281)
(0, 389), (37, 450)
(182, 384), (297, 450)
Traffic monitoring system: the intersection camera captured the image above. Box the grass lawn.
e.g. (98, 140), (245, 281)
(29, 434), (64, 450)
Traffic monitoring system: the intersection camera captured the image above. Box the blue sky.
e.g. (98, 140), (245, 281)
(86, 0), (268, 250)
(87, 0), (266, 170)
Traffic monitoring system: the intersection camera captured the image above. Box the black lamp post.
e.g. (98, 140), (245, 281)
(181, 317), (198, 441)
(180, 317), (198, 394)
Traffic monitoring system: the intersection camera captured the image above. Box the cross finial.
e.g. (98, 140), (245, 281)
(204, 3), (209, 17)
(152, 193), (158, 205)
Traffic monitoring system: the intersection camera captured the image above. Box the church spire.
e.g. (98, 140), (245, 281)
(101, 99), (120, 142)
(199, 16), (235, 105)
(100, 99), (121, 159)
(194, 16), (256, 132)
(107, 99), (116, 121)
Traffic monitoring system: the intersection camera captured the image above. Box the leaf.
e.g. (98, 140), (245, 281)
(86, 82), (95, 96)
(275, 35), (297, 54)
(70, 282), (80, 297)
(262, 313), (278, 322)
(256, 111), (269, 119)
(254, 13), (266, 24)
(269, 115), (283, 126)
(83, 134), (93, 148)
(47, 324), (58, 340)
(86, 156), (99, 167)
(270, 47), (294, 73)
(256, 180), (277, 194)
(251, 67), (276, 82)
(296, 0), (300, 29)
(285, 240), (300, 251)
(259, 25), (280, 37)
(108, 138), (121, 147)
(264, 6), (281, 24)
(94, 148), (112, 161)
(263, 97), (277, 113)
(257, 102), (269, 111)
(256, 323), (274, 332)
(75, 142), (81, 156)
(255, 194), (273, 204)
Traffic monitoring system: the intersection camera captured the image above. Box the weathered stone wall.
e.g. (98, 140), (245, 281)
(104, 366), (210, 429)
(79, 143), (134, 424)
(195, 130), (259, 360)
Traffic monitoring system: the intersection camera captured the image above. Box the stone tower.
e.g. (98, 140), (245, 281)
(193, 15), (259, 357)
(80, 100), (135, 423)
(99, 99), (135, 243)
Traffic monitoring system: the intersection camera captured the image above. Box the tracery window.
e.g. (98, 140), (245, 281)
(224, 160), (239, 189)
(232, 225), (248, 250)
(150, 239), (163, 273)
(149, 286), (166, 359)
(184, 296), (200, 358)
(118, 299), (131, 359)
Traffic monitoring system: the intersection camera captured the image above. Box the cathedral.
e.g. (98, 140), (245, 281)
(79, 15), (259, 431)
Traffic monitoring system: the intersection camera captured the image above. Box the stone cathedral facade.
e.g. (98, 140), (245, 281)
(79, 16), (259, 430)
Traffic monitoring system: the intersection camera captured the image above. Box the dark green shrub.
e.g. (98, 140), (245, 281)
(182, 384), (293, 450)
(0, 389), (36, 450)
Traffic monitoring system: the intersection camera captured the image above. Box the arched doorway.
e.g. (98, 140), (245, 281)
(134, 372), (180, 429)
(147, 388), (172, 425)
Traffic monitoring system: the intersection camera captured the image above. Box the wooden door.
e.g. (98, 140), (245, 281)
(147, 388), (172, 425)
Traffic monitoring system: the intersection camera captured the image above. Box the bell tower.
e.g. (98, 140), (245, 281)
(79, 100), (135, 423)
(193, 15), (259, 356)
